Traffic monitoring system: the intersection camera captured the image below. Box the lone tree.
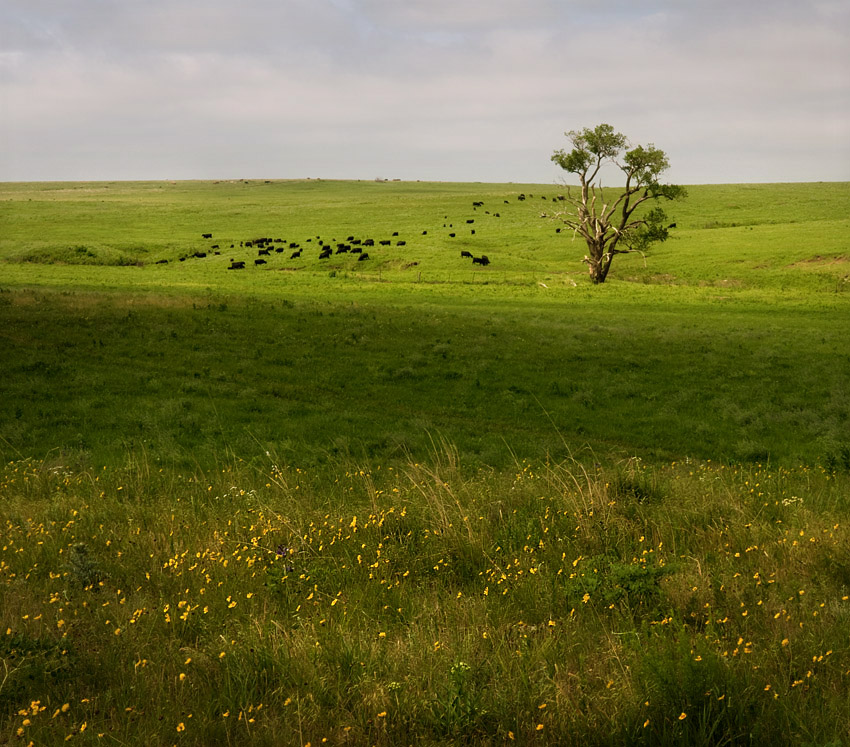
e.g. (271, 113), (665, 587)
(550, 124), (686, 284)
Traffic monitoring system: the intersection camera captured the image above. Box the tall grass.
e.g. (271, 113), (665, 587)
(2, 449), (848, 744)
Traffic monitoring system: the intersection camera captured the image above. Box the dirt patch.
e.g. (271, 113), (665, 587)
(790, 255), (850, 268)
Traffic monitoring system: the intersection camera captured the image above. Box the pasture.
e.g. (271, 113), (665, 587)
(1, 179), (849, 744)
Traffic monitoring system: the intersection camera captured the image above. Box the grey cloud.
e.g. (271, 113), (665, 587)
(1, 0), (847, 182)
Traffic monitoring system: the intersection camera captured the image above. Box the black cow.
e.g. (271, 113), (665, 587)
(363, 239), (375, 246)
(358, 253), (370, 261)
(466, 219), (474, 224)
(556, 228), (562, 233)
(392, 231), (399, 236)
(350, 246), (363, 254)
(228, 261), (245, 270)
(155, 259), (169, 264)
(471, 230), (475, 235)
(290, 250), (301, 259)
(258, 248), (270, 256)
(380, 240), (391, 246)
(473, 201), (483, 207)
(336, 246), (349, 254)
(422, 230), (427, 235)
(275, 247), (284, 253)
(461, 250), (473, 258)
(472, 255), (490, 266)
(319, 249), (332, 259)
(255, 258), (267, 266)
(668, 222), (677, 228)
(449, 233), (456, 238)
(397, 240), (406, 246)
(193, 252), (207, 258)
(202, 233), (212, 239)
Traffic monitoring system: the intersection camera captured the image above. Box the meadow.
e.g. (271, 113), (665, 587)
(1, 179), (849, 744)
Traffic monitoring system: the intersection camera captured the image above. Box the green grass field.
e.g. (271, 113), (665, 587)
(1, 180), (849, 744)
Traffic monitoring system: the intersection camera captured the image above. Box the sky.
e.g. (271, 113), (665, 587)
(1, 0), (848, 184)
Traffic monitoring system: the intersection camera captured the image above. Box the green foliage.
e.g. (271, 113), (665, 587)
(550, 124), (687, 283)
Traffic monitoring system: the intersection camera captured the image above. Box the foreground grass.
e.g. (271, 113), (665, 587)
(2, 449), (849, 745)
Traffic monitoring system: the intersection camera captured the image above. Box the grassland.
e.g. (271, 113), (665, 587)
(1, 179), (849, 744)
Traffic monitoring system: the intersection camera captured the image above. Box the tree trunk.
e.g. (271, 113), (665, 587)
(585, 241), (610, 284)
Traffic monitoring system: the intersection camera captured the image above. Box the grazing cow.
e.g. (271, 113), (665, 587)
(319, 249), (332, 259)
(352, 239), (362, 245)
(461, 250), (473, 258)
(255, 258), (267, 266)
(473, 201), (483, 207)
(351, 246), (363, 254)
(363, 239), (375, 246)
(397, 240), (406, 246)
(471, 230), (475, 235)
(193, 252), (207, 258)
(392, 231), (399, 236)
(494, 213), (500, 218)
(449, 233), (456, 238)
(358, 253), (370, 261)
(245, 241), (253, 248)
(422, 231), (427, 235)
(290, 250), (301, 259)
(275, 247), (284, 253)
(380, 240), (391, 246)
(228, 261), (245, 270)
(258, 248), (270, 256)
(202, 233), (212, 239)
(518, 194), (526, 201)
(668, 222), (677, 228)
(289, 242), (299, 248)
(466, 219), (474, 224)
(179, 257), (186, 262)
(472, 255), (490, 266)
(211, 244), (219, 249)
(214, 251), (220, 255)
(336, 246), (349, 254)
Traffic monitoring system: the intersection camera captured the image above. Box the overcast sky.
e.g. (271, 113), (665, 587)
(1, 0), (848, 184)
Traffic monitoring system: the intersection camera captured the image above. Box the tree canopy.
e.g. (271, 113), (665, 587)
(550, 124), (686, 284)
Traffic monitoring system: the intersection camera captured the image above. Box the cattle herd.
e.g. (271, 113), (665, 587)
(152, 192), (565, 271)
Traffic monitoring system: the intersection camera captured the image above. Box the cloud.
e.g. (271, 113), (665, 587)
(1, 0), (847, 182)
